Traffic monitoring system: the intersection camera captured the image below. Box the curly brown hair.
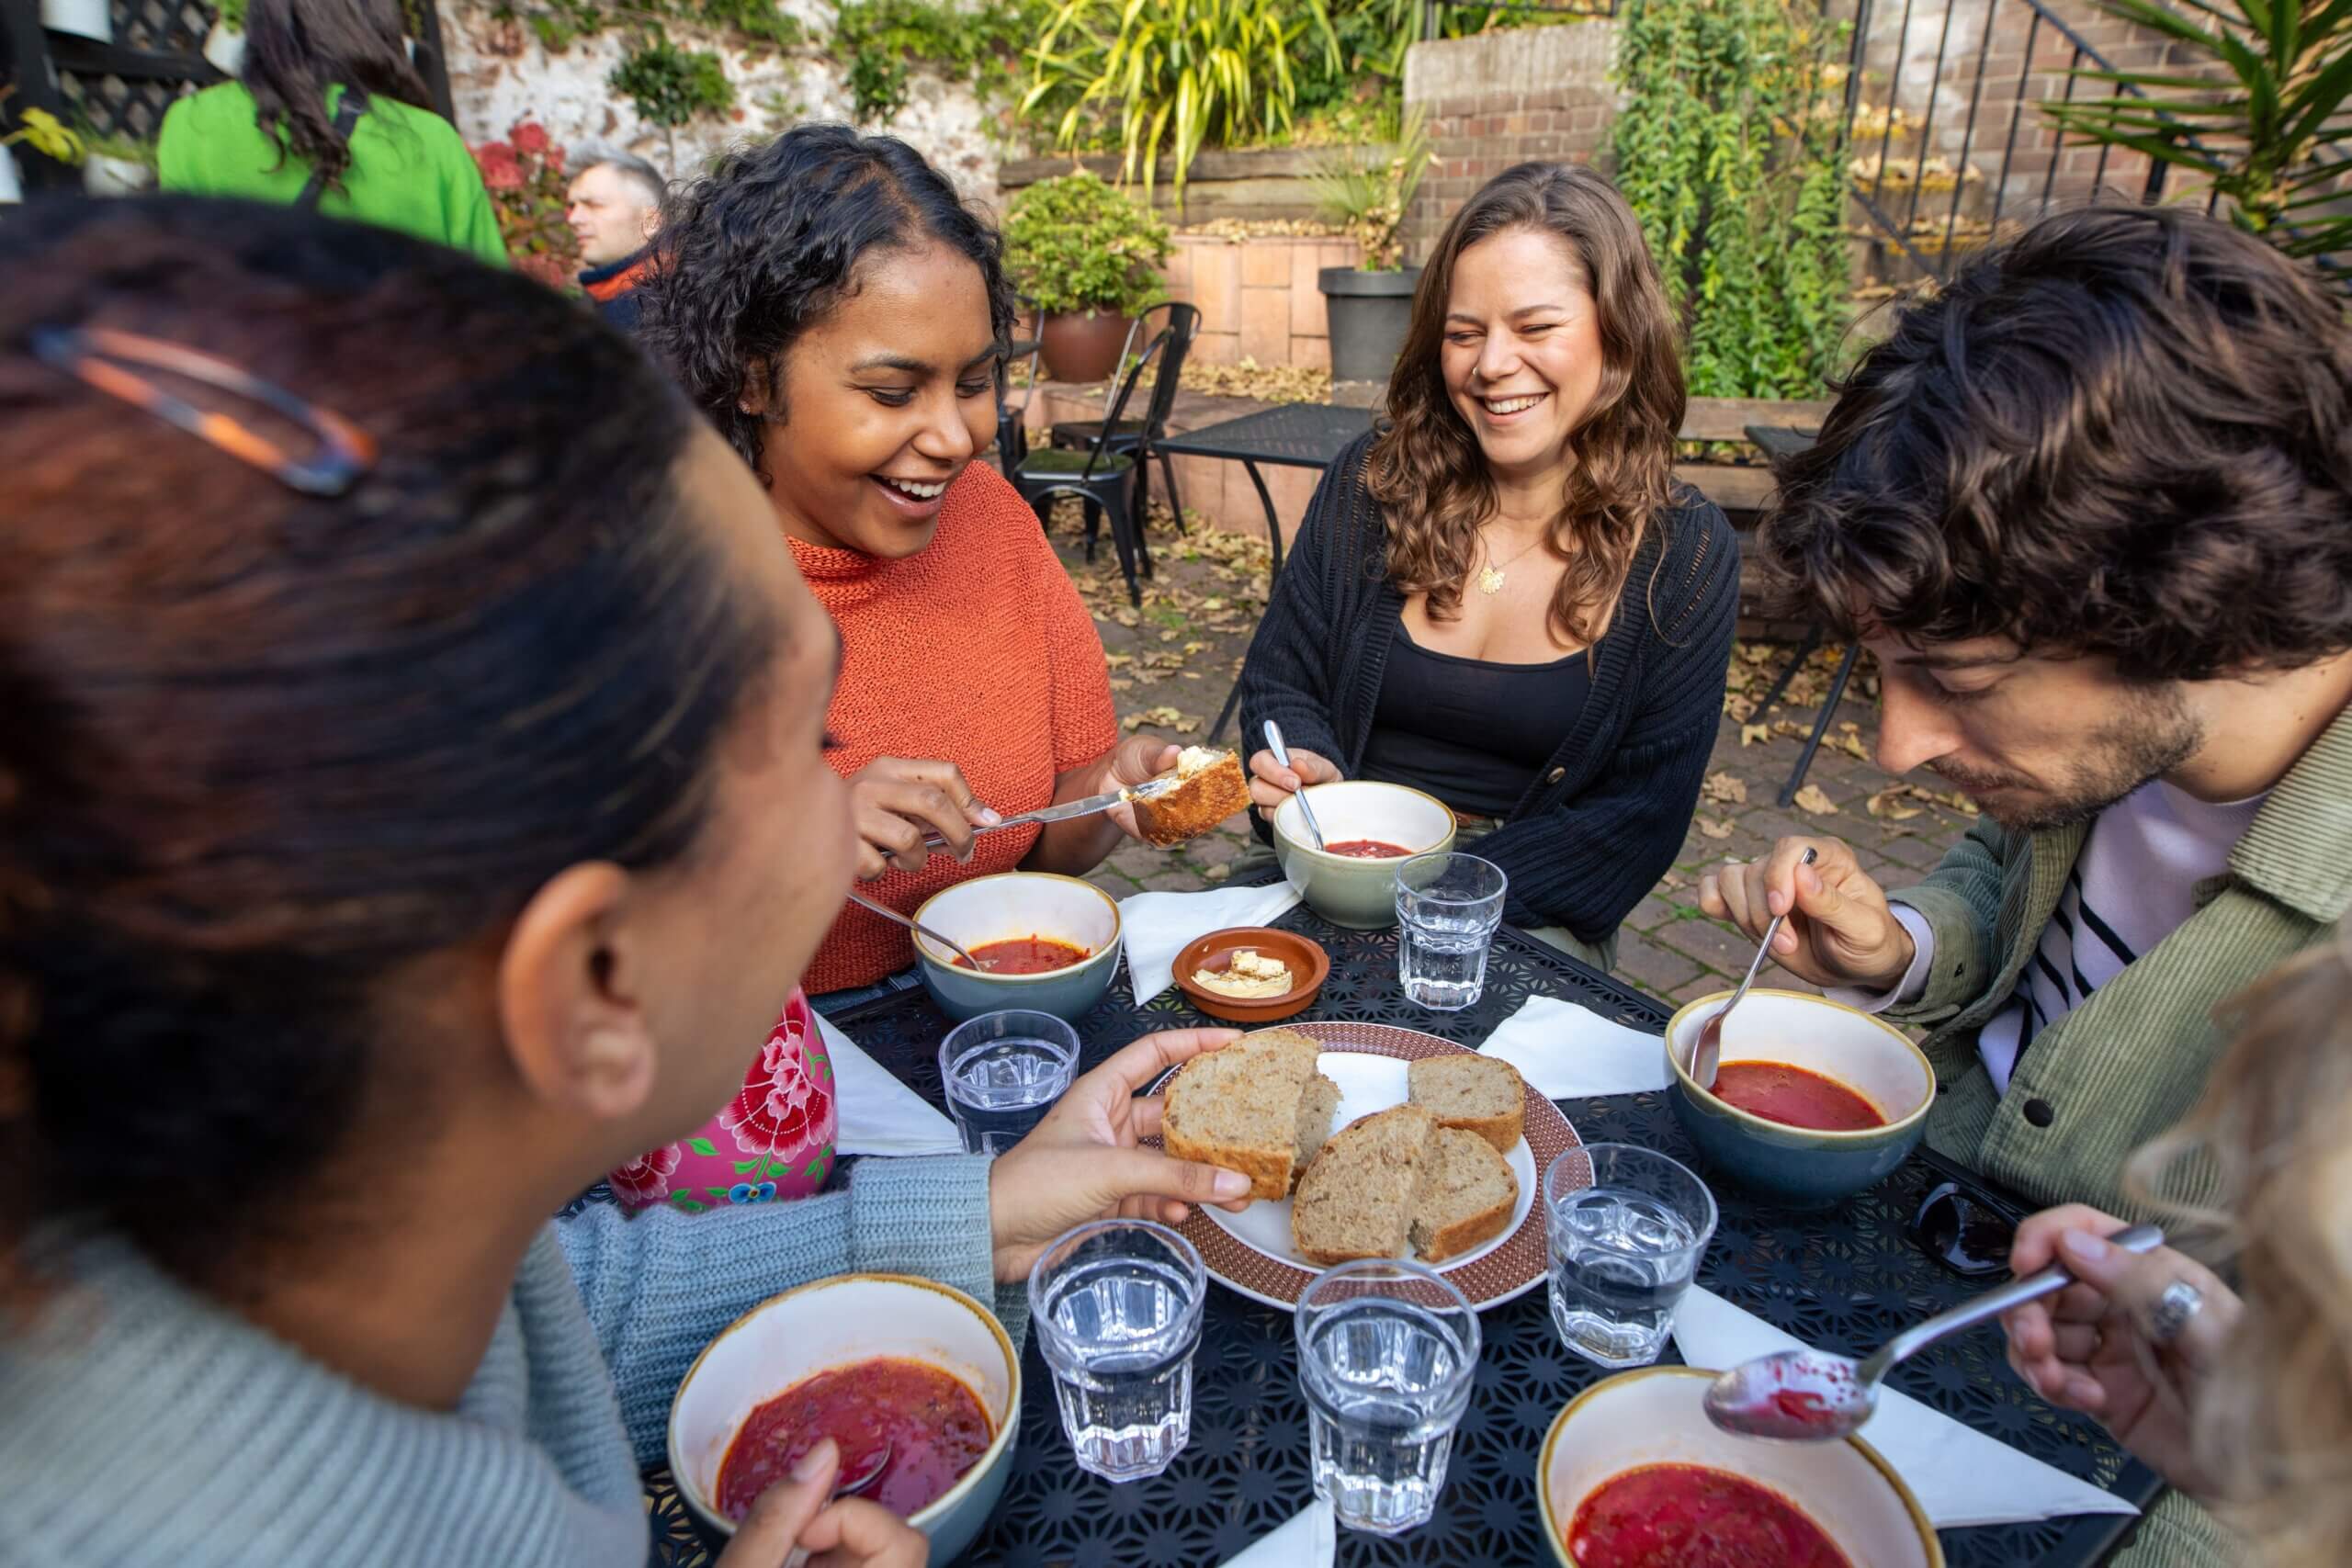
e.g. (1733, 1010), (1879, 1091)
(1369, 162), (1686, 648)
(1760, 205), (2352, 680)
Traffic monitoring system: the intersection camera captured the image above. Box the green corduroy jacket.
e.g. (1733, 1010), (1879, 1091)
(1888, 702), (2349, 1568)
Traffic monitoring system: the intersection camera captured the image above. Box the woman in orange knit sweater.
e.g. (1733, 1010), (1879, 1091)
(641, 124), (1176, 1004)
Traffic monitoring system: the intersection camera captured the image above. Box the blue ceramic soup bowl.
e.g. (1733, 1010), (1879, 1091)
(911, 873), (1122, 1022)
(1663, 989), (1934, 1207)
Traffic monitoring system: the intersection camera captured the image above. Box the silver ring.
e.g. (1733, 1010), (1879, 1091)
(2149, 1279), (2203, 1344)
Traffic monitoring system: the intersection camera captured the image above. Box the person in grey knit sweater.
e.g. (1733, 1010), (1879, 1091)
(0, 198), (1258, 1568)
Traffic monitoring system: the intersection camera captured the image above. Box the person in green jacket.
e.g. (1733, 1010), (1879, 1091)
(1701, 204), (2352, 1568)
(158, 0), (506, 266)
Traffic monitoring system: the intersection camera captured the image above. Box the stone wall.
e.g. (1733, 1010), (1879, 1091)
(438, 0), (1003, 206)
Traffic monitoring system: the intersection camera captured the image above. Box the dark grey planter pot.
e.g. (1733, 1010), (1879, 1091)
(1317, 265), (1423, 384)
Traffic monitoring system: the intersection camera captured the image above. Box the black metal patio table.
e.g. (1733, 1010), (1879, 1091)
(631, 893), (2159, 1567)
(1153, 403), (1375, 741)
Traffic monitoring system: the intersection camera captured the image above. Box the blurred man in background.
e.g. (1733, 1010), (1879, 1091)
(566, 149), (664, 330)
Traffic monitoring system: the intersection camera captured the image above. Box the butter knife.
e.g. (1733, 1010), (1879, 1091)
(918, 785), (1138, 851)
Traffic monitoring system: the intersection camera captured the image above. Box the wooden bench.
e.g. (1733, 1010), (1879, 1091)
(1673, 397), (1834, 515)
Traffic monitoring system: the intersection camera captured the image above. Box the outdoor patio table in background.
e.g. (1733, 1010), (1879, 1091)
(1152, 402), (1374, 740)
(605, 875), (2162, 1567)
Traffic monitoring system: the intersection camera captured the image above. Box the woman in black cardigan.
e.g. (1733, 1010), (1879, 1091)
(1238, 163), (1736, 969)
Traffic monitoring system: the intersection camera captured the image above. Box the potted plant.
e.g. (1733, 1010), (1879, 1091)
(1, 87), (88, 204)
(1312, 110), (1435, 385)
(78, 128), (158, 197)
(42, 0), (112, 44)
(205, 0), (248, 75)
(1002, 169), (1172, 383)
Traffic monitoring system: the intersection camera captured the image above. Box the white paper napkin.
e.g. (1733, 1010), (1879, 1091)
(1670, 1286), (2139, 1529)
(1218, 1500), (1336, 1568)
(1118, 880), (1305, 1001)
(817, 1010), (964, 1157)
(1477, 993), (1672, 1099)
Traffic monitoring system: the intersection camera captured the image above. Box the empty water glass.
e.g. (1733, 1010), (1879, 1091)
(1395, 852), (1508, 1010)
(1294, 1259), (1481, 1535)
(1028, 1219), (1206, 1483)
(938, 1010), (1080, 1155)
(1544, 1144), (1717, 1369)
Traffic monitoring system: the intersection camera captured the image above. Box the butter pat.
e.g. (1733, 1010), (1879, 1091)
(1193, 947), (1293, 999)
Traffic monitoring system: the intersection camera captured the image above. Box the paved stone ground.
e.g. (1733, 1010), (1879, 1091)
(1049, 502), (1982, 1012)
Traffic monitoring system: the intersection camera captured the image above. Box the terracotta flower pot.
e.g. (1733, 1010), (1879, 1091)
(1039, 309), (1131, 383)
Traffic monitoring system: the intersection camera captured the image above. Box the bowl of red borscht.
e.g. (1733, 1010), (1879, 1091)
(1270, 781), (1457, 929)
(909, 872), (1123, 1021)
(1539, 1366), (1941, 1568)
(668, 1273), (1021, 1562)
(1663, 988), (1935, 1206)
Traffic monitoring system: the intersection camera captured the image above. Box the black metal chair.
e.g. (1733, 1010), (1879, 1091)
(995, 295), (1045, 473)
(1013, 326), (1170, 608)
(1046, 301), (1200, 541)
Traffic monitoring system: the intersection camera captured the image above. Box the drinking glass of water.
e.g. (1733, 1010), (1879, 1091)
(1293, 1259), (1481, 1536)
(1544, 1144), (1717, 1369)
(937, 1010), (1080, 1155)
(1394, 852), (1508, 1010)
(1027, 1219), (1206, 1483)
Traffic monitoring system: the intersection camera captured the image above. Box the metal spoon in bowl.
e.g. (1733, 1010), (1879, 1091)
(1702, 1224), (2165, 1441)
(1262, 720), (1327, 852)
(1688, 846), (1816, 1090)
(846, 890), (993, 972)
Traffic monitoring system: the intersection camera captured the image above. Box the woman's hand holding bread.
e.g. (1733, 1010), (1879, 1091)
(988, 1028), (1256, 1281)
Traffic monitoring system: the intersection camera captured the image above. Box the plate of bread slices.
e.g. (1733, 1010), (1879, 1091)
(1153, 1022), (1581, 1310)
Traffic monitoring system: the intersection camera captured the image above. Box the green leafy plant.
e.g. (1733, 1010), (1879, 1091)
(1023, 0), (1340, 204)
(1, 88), (86, 165)
(1308, 107), (1433, 269)
(215, 0), (248, 30)
(2041, 0), (2350, 277)
(610, 31), (735, 128)
(1611, 0), (1852, 398)
(503, 0), (797, 56)
(1001, 169), (1173, 314)
(834, 0), (1047, 123)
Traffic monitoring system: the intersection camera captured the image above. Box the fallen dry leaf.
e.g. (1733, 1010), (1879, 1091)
(1864, 788), (1922, 821)
(1659, 871), (1685, 890)
(1698, 817), (1737, 840)
(1702, 771), (1748, 805)
(1739, 723), (1772, 747)
(1792, 784), (1840, 816)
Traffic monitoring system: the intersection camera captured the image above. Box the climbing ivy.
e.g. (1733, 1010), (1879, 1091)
(832, 0), (1051, 124)
(1611, 0), (1853, 398)
(608, 31), (735, 127)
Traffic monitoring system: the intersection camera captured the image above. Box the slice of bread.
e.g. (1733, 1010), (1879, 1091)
(1292, 1073), (1342, 1192)
(1408, 1127), (1519, 1263)
(1408, 1055), (1526, 1156)
(1291, 1104), (1438, 1266)
(1161, 1028), (1327, 1200)
(1130, 748), (1252, 847)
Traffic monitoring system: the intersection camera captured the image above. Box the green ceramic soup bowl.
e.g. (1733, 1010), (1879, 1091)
(1271, 782), (1457, 929)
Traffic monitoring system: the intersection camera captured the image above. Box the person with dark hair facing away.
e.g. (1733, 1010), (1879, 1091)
(1702, 204), (2352, 1214)
(1237, 163), (1737, 967)
(639, 125), (1189, 1003)
(568, 149), (666, 330)
(156, 0), (504, 265)
(0, 196), (1265, 1568)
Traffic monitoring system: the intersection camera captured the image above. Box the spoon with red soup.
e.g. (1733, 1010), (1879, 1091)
(1702, 1224), (2165, 1441)
(718, 1356), (992, 1520)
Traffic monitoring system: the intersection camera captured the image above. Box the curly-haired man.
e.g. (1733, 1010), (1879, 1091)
(1702, 204), (2351, 1215)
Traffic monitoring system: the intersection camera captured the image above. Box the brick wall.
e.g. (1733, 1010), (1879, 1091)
(1400, 22), (1623, 261)
(1164, 233), (1361, 371)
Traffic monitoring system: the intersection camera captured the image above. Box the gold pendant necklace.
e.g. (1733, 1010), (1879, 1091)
(1476, 532), (1547, 595)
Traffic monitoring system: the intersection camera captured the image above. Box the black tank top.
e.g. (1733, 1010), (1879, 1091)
(1359, 612), (1590, 818)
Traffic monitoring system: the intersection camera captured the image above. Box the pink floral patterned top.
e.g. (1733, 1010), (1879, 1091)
(607, 988), (838, 1213)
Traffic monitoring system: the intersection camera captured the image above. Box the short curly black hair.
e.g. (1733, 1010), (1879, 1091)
(1760, 204), (2352, 682)
(638, 123), (1016, 484)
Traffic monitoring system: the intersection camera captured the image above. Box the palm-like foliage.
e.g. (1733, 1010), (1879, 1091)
(2042, 0), (2351, 276)
(1023, 0), (1340, 205)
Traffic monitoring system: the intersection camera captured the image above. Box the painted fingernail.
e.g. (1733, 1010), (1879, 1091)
(1213, 1169), (1252, 1198)
(791, 1438), (837, 1482)
(2060, 1230), (2110, 1264)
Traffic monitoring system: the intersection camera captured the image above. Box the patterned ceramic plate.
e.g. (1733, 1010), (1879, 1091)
(1152, 1021), (1580, 1312)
